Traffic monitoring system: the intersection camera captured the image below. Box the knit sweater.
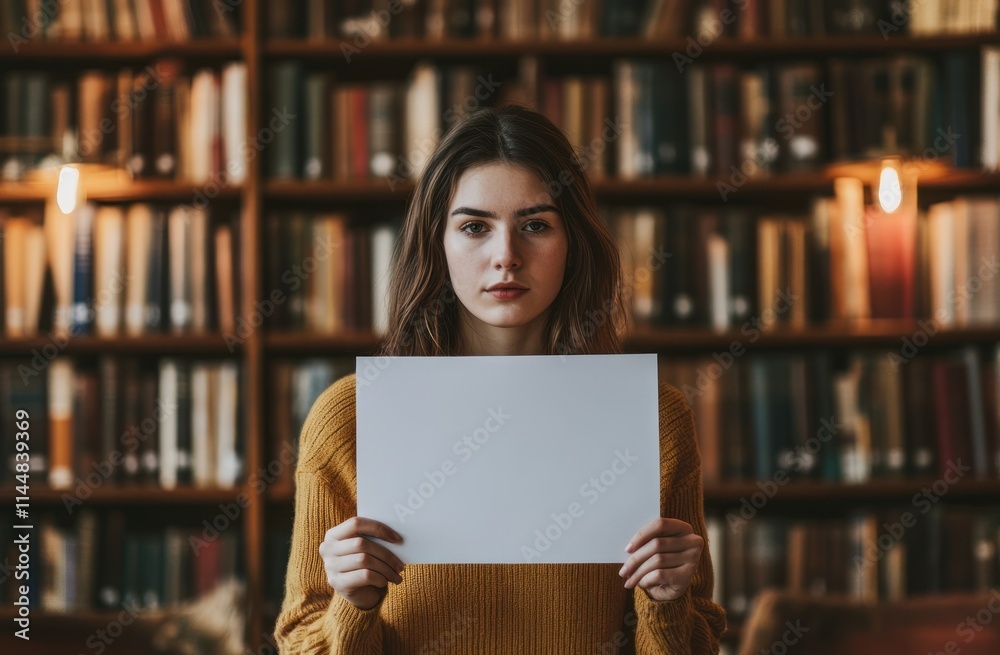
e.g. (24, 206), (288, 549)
(274, 373), (727, 654)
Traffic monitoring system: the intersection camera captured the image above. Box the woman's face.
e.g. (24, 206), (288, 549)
(443, 163), (569, 336)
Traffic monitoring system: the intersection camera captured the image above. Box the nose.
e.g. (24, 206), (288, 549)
(492, 224), (521, 270)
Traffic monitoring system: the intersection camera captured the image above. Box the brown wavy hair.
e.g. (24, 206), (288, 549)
(376, 103), (629, 357)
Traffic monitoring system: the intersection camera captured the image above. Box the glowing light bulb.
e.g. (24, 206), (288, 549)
(56, 165), (80, 214)
(878, 164), (902, 213)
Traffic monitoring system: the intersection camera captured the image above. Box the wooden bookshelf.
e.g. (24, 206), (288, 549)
(3, 1), (1000, 652)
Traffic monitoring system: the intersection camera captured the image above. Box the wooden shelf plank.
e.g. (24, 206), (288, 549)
(0, 181), (241, 203)
(703, 479), (1000, 504)
(265, 34), (1000, 59)
(264, 172), (1000, 202)
(0, 39), (244, 61)
(265, 480), (1000, 505)
(265, 330), (382, 354)
(0, 334), (242, 356)
(0, 485), (247, 504)
(261, 323), (1000, 354)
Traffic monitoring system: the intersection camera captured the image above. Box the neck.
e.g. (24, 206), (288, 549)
(457, 308), (549, 356)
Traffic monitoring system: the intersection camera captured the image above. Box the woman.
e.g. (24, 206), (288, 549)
(274, 104), (727, 653)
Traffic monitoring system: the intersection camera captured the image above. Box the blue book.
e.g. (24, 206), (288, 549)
(71, 204), (95, 336)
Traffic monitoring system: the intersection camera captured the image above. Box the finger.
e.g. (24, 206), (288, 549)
(622, 551), (690, 589)
(334, 568), (391, 591)
(332, 536), (406, 573)
(335, 551), (403, 584)
(328, 516), (402, 544)
(619, 536), (694, 580)
(636, 562), (695, 593)
(625, 518), (693, 553)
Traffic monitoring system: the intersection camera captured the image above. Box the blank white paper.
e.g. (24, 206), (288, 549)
(355, 353), (661, 564)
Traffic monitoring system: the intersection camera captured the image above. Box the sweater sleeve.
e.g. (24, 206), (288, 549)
(273, 375), (386, 655)
(632, 384), (728, 655)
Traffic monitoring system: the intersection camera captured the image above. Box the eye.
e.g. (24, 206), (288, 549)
(524, 220), (549, 232)
(459, 221), (486, 235)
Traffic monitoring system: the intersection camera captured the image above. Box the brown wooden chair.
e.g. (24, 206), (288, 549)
(737, 588), (1000, 655)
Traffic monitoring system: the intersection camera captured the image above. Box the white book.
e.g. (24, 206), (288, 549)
(982, 47), (1000, 171)
(112, 0), (137, 40)
(707, 233), (730, 333)
(834, 177), (870, 320)
(23, 223), (47, 336)
(927, 202), (956, 326)
(951, 198), (970, 327)
(215, 361), (240, 488)
(159, 359), (180, 490)
(614, 60), (639, 180)
(371, 223), (396, 336)
(189, 207), (209, 332)
(167, 206), (192, 333)
(125, 204), (153, 336)
(44, 202), (76, 336)
(404, 63), (441, 181)
(93, 206), (125, 337)
(190, 364), (214, 487)
(221, 63), (248, 184)
(190, 70), (219, 184)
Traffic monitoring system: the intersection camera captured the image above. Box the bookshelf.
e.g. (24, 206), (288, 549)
(2, 1), (1000, 653)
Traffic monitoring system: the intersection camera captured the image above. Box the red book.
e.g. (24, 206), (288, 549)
(348, 87), (369, 179)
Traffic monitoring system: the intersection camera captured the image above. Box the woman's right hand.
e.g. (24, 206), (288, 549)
(320, 516), (406, 611)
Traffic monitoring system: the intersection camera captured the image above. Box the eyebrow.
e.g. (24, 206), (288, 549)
(450, 204), (558, 219)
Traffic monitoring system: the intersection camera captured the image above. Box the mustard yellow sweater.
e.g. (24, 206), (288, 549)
(274, 373), (727, 654)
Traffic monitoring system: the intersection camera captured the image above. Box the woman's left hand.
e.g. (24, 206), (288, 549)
(619, 517), (703, 602)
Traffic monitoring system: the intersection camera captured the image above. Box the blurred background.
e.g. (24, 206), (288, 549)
(1, 0), (999, 653)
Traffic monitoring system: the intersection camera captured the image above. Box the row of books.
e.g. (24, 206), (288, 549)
(265, 0), (1000, 40)
(659, 346), (1000, 483)
(613, 50), (999, 179)
(1, 62), (247, 183)
(615, 194), (1000, 331)
(0, 357), (243, 489)
(1, 203), (240, 339)
(260, 49), (998, 184)
(707, 505), (1000, 621)
(0, 0), (239, 44)
(265, 60), (537, 181)
(265, 213), (398, 335)
(266, 358), (354, 491)
(0, 510), (242, 611)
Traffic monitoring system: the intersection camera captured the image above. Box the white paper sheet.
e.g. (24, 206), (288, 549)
(355, 353), (661, 564)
